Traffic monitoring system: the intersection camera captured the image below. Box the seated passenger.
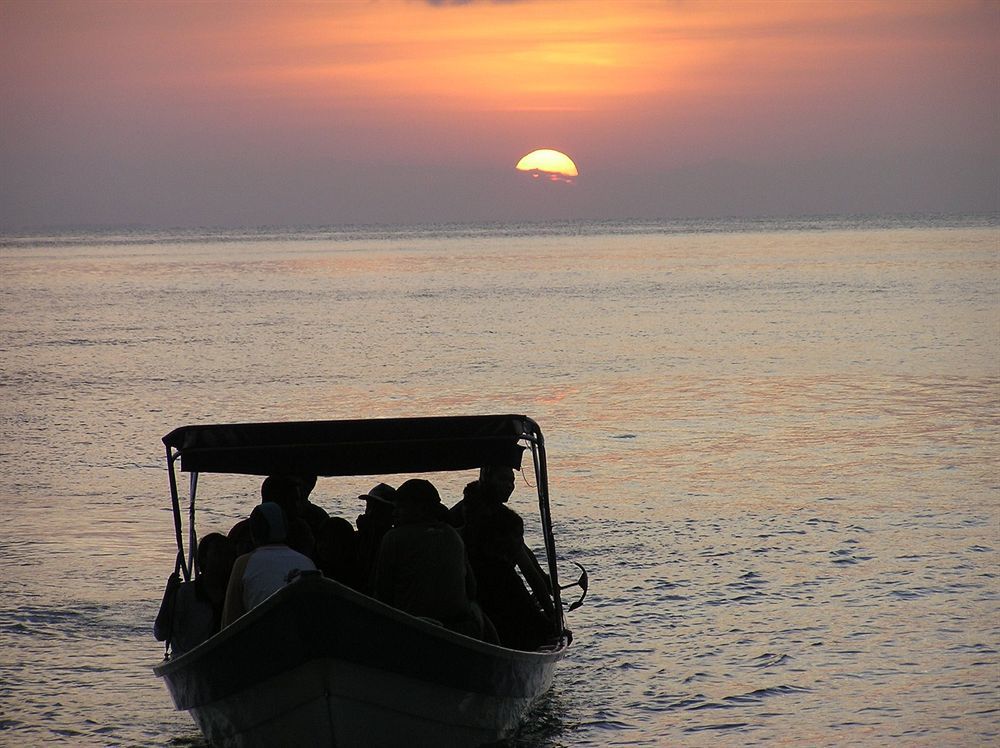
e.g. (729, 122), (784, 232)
(355, 482), (396, 594)
(446, 479), (482, 528)
(228, 475), (319, 559)
(286, 516), (317, 561)
(467, 505), (552, 651)
(221, 502), (316, 627)
(316, 516), (361, 589)
(291, 474), (331, 535)
(374, 479), (484, 639)
(452, 465), (556, 620)
(154, 532), (236, 656)
(227, 517), (254, 557)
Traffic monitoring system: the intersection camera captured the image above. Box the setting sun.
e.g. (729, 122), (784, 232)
(515, 149), (579, 182)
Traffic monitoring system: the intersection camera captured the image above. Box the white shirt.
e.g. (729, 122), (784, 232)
(242, 545), (316, 610)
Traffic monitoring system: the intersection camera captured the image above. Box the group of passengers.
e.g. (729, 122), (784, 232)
(155, 467), (555, 656)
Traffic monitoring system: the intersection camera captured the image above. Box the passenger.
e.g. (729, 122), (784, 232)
(221, 502), (316, 627)
(154, 532), (237, 655)
(286, 516), (317, 561)
(261, 475), (304, 523)
(227, 517), (254, 556)
(467, 505), (552, 651)
(453, 465), (556, 620)
(315, 516), (361, 589)
(355, 482), (396, 594)
(291, 474), (331, 535)
(374, 479), (484, 639)
(446, 479), (482, 528)
(229, 475), (319, 559)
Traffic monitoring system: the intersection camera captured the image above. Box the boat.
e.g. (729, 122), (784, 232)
(153, 414), (586, 747)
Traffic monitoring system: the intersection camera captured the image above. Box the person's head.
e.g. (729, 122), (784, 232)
(316, 516), (358, 580)
(197, 532), (237, 584)
(463, 480), (481, 502)
(293, 475), (318, 502)
(249, 502), (287, 547)
(479, 465), (516, 504)
(358, 482), (396, 527)
(393, 478), (441, 524)
(261, 475), (303, 519)
(317, 516), (357, 557)
(228, 519), (254, 556)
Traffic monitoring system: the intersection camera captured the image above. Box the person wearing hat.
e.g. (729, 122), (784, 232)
(221, 502), (316, 627)
(374, 479), (485, 639)
(355, 482), (396, 594)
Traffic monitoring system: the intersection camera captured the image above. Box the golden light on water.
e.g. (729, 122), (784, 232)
(515, 149), (579, 182)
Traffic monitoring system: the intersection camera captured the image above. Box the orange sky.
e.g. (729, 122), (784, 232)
(1, 0), (997, 227)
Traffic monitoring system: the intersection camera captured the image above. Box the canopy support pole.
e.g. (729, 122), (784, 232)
(531, 436), (564, 639)
(165, 445), (191, 581)
(187, 472), (199, 579)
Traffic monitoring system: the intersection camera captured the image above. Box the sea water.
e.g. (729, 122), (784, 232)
(1, 215), (997, 746)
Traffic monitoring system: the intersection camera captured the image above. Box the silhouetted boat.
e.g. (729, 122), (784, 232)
(153, 415), (584, 747)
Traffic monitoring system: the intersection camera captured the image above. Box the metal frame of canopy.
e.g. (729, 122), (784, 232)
(161, 413), (566, 637)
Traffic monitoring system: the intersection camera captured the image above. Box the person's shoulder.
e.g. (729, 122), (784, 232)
(427, 521), (465, 546)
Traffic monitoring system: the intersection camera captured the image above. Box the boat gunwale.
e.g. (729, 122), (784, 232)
(154, 574), (568, 680)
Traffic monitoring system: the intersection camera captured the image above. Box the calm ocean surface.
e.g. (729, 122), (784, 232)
(1, 215), (997, 746)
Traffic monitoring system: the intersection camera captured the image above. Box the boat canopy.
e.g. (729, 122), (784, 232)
(162, 414), (535, 477)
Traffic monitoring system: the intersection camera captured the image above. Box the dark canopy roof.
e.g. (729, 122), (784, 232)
(162, 414), (539, 477)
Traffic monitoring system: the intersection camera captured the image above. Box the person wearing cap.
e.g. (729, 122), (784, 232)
(355, 482), (396, 594)
(221, 502), (316, 627)
(374, 479), (484, 639)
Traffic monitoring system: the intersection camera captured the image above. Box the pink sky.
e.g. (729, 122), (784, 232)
(1, 0), (997, 228)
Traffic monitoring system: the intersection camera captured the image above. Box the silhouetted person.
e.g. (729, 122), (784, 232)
(374, 479), (484, 639)
(222, 502), (316, 627)
(355, 482), (396, 594)
(261, 475), (304, 522)
(451, 465), (555, 620)
(291, 474), (331, 535)
(316, 516), (361, 589)
(447, 479), (483, 528)
(154, 532), (237, 655)
(228, 475), (320, 559)
(467, 505), (552, 650)
(227, 517), (254, 556)
(286, 516), (317, 561)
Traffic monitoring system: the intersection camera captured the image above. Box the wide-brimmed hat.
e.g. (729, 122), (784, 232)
(358, 482), (396, 505)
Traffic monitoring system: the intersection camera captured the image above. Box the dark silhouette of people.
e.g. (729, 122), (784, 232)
(355, 482), (396, 594)
(227, 516), (254, 557)
(228, 475), (318, 559)
(315, 516), (361, 589)
(447, 479), (483, 528)
(467, 505), (552, 651)
(291, 474), (331, 535)
(451, 465), (555, 620)
(221, 502), (316, 627)
(154, 532), (236, 655)
(374, 479), (485, 639)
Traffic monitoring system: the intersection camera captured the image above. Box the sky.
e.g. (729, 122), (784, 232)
(1, 0), (998, 229)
